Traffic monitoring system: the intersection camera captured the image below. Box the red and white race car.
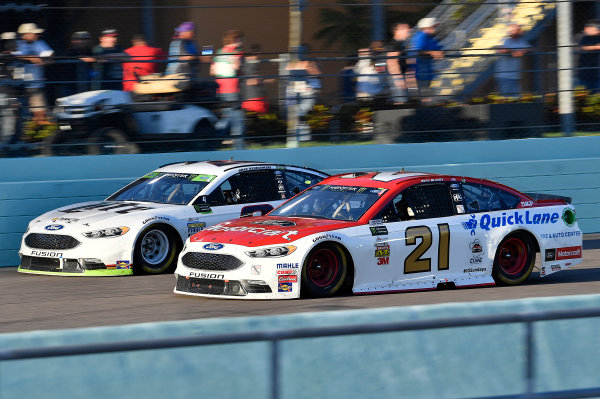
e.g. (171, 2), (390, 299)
(174, 171), (582, 299)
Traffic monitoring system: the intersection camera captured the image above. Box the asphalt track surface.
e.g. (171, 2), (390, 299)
(2, 234), (600, 334)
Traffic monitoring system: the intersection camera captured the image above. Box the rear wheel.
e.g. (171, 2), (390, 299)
(88, 128), (140, 155)
(133, 225), (179, 275)
(301, 243), (348, 298)
(492, 232), (535, 285)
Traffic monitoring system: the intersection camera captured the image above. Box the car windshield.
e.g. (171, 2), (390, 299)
(270, 184), (387, 221)
(107, 172), (215, 205)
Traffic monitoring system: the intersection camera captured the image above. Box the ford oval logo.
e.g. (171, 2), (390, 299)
(203, 243), (224, 251)
(45, 224), (64, 231)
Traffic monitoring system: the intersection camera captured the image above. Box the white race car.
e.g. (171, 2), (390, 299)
(174, 171), (583, 299)
(18, 160), (328, 276)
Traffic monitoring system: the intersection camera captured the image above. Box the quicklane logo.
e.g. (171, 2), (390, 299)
(465, 211), (560, 232)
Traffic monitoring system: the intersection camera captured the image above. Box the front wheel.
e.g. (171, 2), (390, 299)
(492, 232), (535, 285)
(133, 225), (179, 275)
(301, 243), (349, 298)
(192, 120), (218, 151)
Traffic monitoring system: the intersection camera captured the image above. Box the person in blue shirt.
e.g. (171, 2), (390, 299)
(410, 18), (444, 102)
(165, 22), (199, 77)
(14, 23), (54, 121)
(494, 24), (531, 98)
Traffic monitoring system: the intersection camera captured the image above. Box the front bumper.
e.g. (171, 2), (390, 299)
(18, 231), (134, 276)
(173, 245), (302, 299)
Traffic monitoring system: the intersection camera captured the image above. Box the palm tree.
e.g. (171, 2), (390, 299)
(313, 0), (372, 51)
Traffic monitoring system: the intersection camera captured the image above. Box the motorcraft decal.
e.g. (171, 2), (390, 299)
(60, 202), (154, 214)
(203, 224), (299, 240)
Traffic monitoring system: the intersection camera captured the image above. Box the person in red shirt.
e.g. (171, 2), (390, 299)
(123, 34), (165, 91)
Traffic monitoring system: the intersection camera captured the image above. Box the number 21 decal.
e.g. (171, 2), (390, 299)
(404, 223), (450, 274)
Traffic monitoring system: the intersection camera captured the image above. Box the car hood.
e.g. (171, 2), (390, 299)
(190, 215), (360, 247)
(57, 90), (132, 107)
(31, 201), (176, 229)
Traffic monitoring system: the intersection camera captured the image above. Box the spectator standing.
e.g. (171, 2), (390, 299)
(92, 28), (128, 91)
(494, 24), (531, 98)
(123, 34), (166, 91)
(411, 18), (444, 101)
(53, 31), (95, 97)
(578, 20), (600, 92)
(354, 45), (386, 100)
(241, 44), (270, 114)
(339, 55), (357, 103)
(165, 22), (199, 77)
(211, 29), (245, 147)
(14, 23), (54, 121)
(387, 23), (415, 104)
(0, 32), (19, 144)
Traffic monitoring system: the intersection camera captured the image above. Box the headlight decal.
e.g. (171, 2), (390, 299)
(245, 245), (296, 258)
(82, 226), (130, 238)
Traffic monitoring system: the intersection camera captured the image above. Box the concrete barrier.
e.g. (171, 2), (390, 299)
(1, 294), (600, 399)
(1, 136), (599, 266)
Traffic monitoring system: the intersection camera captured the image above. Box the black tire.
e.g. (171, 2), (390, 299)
(301, 243), (349, 298)
(133, 225), (179, 275)
(88, 128), (140, 155)
(41, 130), (86, 156)
(192, 120), (218, 151)
(492, 232), (536, 285)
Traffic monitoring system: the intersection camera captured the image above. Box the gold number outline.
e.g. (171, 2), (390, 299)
(404, 223), (451, 274)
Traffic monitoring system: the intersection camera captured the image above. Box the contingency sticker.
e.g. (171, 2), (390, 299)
(190, 174), (217, 182)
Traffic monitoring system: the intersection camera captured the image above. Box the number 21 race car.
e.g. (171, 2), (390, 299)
(174, 171), (582, 299)
(18, 160), (327, 276)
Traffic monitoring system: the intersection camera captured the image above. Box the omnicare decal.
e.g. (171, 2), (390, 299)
(204, 224), (298, 240)
(463, 211), (560, 232)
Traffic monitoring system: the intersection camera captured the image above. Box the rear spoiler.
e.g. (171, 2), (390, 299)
(522, 192), (572, 204)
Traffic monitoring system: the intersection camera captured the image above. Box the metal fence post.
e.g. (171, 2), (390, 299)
(271, 340), (280, 399)
(525, 321), (534, 397)
(557, 0), (575, 136)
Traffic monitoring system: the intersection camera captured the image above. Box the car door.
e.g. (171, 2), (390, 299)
(189, 170), (285, 233)
(354, 182), (471, 292)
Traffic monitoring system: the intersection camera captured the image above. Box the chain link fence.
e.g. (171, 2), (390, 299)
(0, 0), (598, 157)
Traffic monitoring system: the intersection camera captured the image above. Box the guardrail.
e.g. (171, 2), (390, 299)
(2, 307), (600, 399)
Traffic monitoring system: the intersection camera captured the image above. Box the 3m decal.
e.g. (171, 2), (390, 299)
(377, 257), (390, 265)
(278, 282), (292, 292)
(404, 224), (450, 274)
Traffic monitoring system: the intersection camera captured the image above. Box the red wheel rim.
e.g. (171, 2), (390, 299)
(307, 248), (339, 287)
(498, 237), (527, 276)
